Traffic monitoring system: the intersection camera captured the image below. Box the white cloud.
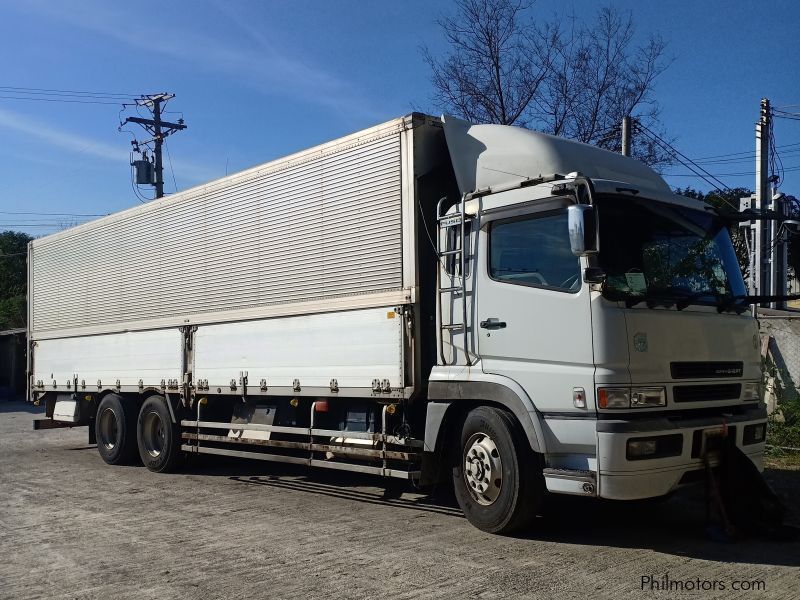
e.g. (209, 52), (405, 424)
(0, 107), (127, 161)
(17, 0), (384, 120)
(0, 107), (217, 185)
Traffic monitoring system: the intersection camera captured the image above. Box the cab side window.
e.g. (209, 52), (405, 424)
(489, 210), (581, 292)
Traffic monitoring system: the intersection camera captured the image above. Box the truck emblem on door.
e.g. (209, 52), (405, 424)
(633, 332), (648, 352)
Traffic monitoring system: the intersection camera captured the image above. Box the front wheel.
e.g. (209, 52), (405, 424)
(136, 395), (183, 472)
(452, 406), (543, 534)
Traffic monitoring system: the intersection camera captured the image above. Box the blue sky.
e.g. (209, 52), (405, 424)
(1, 0), (799, 236)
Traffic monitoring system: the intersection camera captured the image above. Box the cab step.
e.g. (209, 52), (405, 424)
(543, 468), (597, 496)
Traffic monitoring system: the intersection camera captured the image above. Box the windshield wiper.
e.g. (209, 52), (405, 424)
(673, 290), (725, 311)
(621, 291), (677, 309)
(619, 289), (725, 311)
(717, 294), (800, 313)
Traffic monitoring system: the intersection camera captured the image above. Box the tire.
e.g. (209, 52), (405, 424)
(136, 395), (183, 473)
(452, 406), (543, 534)
(95, 394), (139, 465)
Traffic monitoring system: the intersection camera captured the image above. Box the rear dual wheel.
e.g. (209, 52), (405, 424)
(95, 394), (138, 465)
(95, 393), (182, 471)
(452, 406), (543, 534)
(136, 395), (183, 472)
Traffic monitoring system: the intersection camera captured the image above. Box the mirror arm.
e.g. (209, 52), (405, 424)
(583, 267), (606, 284)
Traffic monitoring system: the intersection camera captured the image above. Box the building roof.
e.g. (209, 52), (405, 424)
(0, 328), (26, 337)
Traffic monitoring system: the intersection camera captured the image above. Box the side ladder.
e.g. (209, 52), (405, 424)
(436, 196), (474, 366)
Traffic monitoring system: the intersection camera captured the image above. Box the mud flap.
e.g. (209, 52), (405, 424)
(705, 436), (796, 541)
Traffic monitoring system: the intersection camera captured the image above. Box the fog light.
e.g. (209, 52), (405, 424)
(626, 434), (683, 460)
(627, 439), (658, 458)
(743, 423), (766, 445)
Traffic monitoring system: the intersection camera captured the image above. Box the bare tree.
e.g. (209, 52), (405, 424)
(422, 0), (551, 127)
(423, 1), (672, 167)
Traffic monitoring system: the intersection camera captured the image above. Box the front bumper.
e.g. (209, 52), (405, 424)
(595, 404), (767, 500)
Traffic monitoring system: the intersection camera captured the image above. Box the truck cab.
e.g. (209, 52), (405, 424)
(428, 117), (766, 531)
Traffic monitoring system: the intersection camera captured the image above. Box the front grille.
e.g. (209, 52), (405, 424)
(673, 384), (742, 403)
(670, 361), (743, 379)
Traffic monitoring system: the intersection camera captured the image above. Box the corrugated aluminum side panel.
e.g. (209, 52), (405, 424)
(193, 306), (403, 390)
(31, 132), (403, 335)
(33, 329), (183, 388)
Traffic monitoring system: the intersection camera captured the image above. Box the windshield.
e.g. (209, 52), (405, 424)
(597, 196), (747, 308)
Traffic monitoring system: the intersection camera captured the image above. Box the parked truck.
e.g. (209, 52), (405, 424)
(28, 113), (767, 533)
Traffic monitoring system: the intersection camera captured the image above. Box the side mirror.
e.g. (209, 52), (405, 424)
(567, 204), (598, 256)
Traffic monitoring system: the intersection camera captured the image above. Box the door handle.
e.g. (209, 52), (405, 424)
(480, 318), (507, 330)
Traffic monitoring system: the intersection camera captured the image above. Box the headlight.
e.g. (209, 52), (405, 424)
(742, 382), (762, 402)
(598, 386), (666, 409)
(597, 387), (630, 408)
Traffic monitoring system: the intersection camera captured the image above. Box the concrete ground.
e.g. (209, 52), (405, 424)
(1, 401), (798, 600)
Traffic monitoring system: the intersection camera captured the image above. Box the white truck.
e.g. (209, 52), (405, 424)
(28, 113), (767, 533)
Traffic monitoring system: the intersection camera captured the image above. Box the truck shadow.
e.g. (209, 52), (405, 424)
(523, 467), (800, 566)
(0, 400), (44, 415)
(519, 472), (800, 566)
(185, 454), (463, 516)
(191, 454), (800, 566)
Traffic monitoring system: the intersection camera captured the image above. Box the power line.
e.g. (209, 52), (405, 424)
(690, 141), (800, 162)
(773, 109), (800, 122)
(770, 121), (784, 187)
(0, 85), (139, 98)
(664, 164), (800, 178)
(165, 139), (178, 192)
(636, 123), (737, 206)
(0, 94), (131, 105)
(0, 224), (79, 228)
(694, 148), (800, 166)
(0, 220), (94, 224)
(0, 211), (106, 216)
(0, 89), (137, 102)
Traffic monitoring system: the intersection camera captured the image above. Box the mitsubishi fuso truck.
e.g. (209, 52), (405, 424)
(28, 113), (767, 533)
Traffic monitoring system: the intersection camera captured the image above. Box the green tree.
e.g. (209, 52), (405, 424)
(0, 231), (32, 330)
(674, 187), (751, 280)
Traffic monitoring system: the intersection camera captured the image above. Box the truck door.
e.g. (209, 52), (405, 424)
(476, 203), (595, 416)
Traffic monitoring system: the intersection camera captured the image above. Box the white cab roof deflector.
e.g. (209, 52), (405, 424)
(441, 115), (672, 198)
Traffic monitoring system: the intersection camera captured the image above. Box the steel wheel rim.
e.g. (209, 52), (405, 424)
(98, 407), (118, 451)
(463, 432), (503, 506)
(142, 410), (166, 458)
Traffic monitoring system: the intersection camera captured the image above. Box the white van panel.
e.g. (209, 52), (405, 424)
(194, 307), (403, 391)
(34, 329), (182, 388)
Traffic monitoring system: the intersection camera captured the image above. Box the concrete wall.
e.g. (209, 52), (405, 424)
(758, 309), (800, 414)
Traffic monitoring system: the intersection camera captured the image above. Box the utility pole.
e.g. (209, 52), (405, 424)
(754, 98), (770, 303)
(621, 115), (632, 156)
(123, 93), (186, 199)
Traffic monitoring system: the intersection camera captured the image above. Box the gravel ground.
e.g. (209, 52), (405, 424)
(1, 400), (798, 600)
